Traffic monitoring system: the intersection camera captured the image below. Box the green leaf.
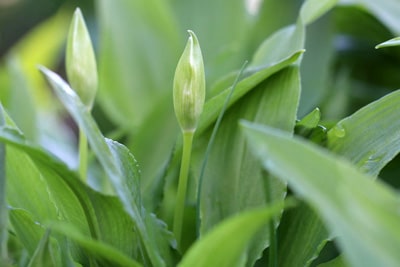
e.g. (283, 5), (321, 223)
(9, 209), (45, 257)
(97, 0), (180, 127)
(0, 125), (140, 264)
(27, 230), (59, 267)
(277, 202), (329, 267)
(297, 108), (321, 128)
(40, 67), (172, 266)
(376, 37), (400, 48)
(282, 89), (400, 266)
(327, 89), (400, 176)
(241, 122), (400, 267)
(250, 23), (304, 69)
(300, 0), (338, 25)
(318, 255), (349, 267)
(339, 0), (400, 35)
(199, 67), (300, 265)
(197, 50), (304, 135)
(178, 201), (286, 267)
(51, 222), (142, 267)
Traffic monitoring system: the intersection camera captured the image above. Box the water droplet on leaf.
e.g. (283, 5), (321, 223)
(332, 124), (346, 138)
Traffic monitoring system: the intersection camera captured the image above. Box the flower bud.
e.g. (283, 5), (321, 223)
(173, 30), (205, 133)
(66, 8), (98, 110)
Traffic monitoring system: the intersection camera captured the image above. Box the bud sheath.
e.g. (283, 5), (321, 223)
(66, 8), (98, 109)
(173, 30), (205, 133)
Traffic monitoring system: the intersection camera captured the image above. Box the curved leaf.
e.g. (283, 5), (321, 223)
(376, 36), (400, 48)
(300, 0), (338, 25)
(327, 89), (400, 176)
(339, 0), (400, 35)
(40, 67), (173, 266)
(0, 125), (140, 263)
(199, 67), (300, 265)
(242, 122), (400, 267)
(51, 223), (143, 267)
(179, 201), (286, 267)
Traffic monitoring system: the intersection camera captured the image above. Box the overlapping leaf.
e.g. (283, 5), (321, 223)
(242, 122), (400, 267)
(198, 67), (300, 265)
(179, 202), (286, 267)
(40, 67), (175, 266)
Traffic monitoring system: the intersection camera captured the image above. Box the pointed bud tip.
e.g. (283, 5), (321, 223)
(173, 30), (205, 133)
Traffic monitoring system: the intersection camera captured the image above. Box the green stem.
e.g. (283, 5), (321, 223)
(173, 130), (194, 250)
(79, 128), (88, 182)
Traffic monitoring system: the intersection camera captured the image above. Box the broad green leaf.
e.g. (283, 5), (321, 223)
(327, 89), (400, 177)
(283, 89), (400, 266)
(40, 67), (173, 266)
(318, 255), (349, 267)
(376, 37), (400, 49)
(2, 127), (96, 264)
(250, 23), (304, 69)
(300, 0), (338, 25)
(27, 230), (59, 267)
(179, 202), (286, 267)
(197, 50), (304, 135)
(9, 209), (76, 267)
(199, 67), (300, 265)
(51, 223), (143, 267)
(97, 0), (180, 127)
(9, 209), (45, 258)
(0, 126), (140, 264)
(277, 202), (329, 267)
(242, 122), (400, 267)
(339, 0), (400, 35)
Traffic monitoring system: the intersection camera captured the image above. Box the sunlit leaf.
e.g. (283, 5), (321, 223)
(376, 37), (400, 49)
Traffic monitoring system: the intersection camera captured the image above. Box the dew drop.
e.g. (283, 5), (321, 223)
(332, 124), (346, 138)
(359, 153), (384, 175)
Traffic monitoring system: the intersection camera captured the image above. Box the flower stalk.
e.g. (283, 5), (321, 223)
(66, 8), (98, 181)
(172, 30), (205, 249)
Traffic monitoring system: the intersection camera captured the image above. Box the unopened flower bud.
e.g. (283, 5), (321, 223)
(66, 8), (98, 110)
(173, 30), (205, 133)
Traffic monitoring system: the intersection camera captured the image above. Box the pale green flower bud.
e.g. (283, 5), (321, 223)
(66, 8), (98, 110)
(173, 30), (205, 133)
